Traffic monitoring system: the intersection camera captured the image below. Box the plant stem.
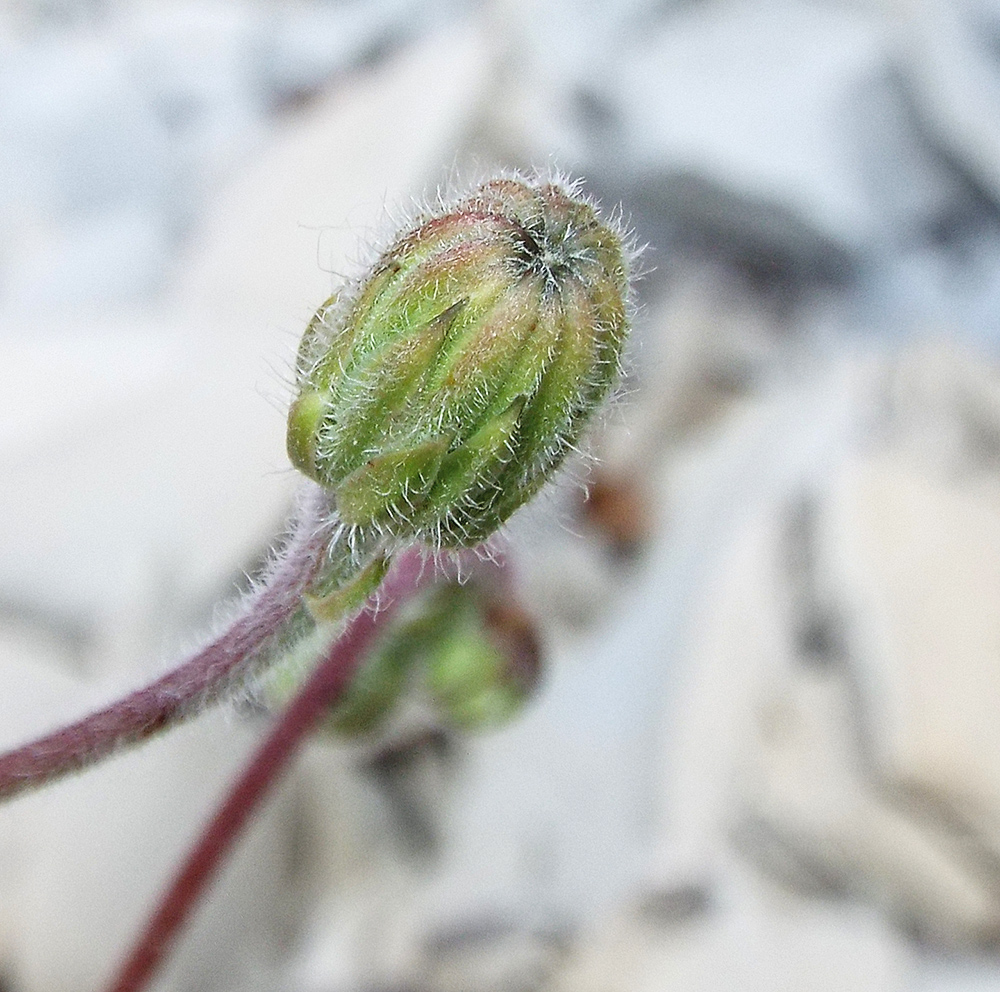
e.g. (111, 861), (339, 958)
(104, 549), (427, 992)
(0, 485), (336, 802)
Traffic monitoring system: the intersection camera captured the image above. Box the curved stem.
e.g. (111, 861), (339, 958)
(105, 550), (427, 992)
(0, 485), (336, 802)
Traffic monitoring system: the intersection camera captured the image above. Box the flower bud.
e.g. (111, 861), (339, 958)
(319, 580), (541, 736)
(425, 587), (541, 729)
(287, 174), (631, 547)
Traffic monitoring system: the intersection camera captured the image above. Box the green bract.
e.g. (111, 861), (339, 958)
(287, 175), (630, 548)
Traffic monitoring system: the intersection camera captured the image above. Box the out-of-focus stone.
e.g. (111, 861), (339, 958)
(0, 644), (299, 992)
(530, 339), (1000, 990)
(173, 19), (490, 331)
(728, 343), (1000, 952)
(469, 0), (888, 294)
(893, 0), (1000, 207)
(813, 342), (1000, 874)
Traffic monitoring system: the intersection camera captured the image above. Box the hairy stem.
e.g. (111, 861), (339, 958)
(105, 550), (427, 992)
(0, 485), (338, 802)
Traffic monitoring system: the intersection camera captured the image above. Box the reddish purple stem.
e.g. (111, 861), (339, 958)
(0, 488), (334, 802)
(105, 551), (427, 992)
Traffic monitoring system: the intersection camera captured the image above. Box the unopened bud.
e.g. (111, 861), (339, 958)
(315, 580), (541, 736)
(425, 588), (541, 729)
(287, 174), (631, 547)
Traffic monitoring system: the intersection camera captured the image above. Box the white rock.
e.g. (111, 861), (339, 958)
(475, 0), (890, 249)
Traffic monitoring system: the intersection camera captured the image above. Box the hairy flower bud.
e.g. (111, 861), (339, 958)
(287, 174), (631, 547)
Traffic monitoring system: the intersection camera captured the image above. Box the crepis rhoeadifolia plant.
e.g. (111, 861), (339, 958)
(278, 172), (634, 727)
(0, 171), (635, 992)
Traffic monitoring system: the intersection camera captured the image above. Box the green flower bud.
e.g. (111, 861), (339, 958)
(424, 586), (541, 730)
(319, 580), (541, 736)
(320, 581), (459, 737)
(287, 174), (631, 548)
